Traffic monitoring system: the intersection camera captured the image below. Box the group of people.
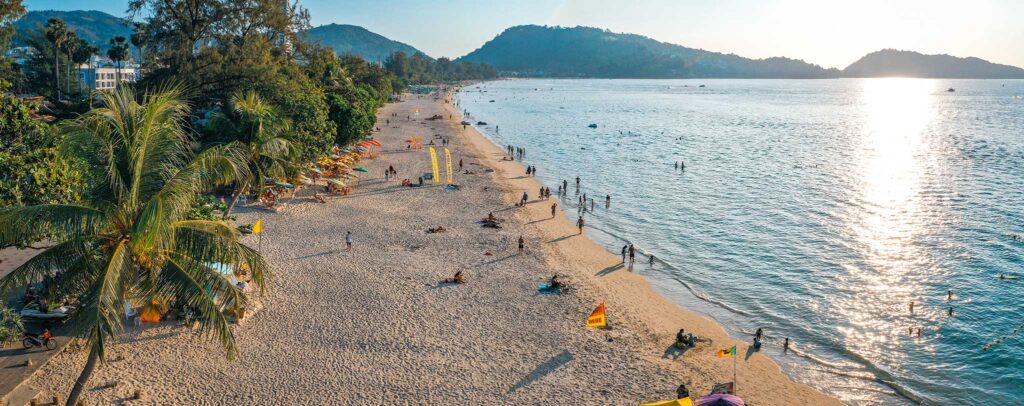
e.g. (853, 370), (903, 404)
(538, 186), (553, 200)
(507, 145), (527, 159)
(383, 165), (398, 181)
(525, 165), (537, 177)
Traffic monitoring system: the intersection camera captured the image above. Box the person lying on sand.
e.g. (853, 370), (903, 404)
(440, 271), (465, 284)
(549, 275), (564, 290)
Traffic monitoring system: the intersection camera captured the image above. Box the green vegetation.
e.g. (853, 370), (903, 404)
(0, 94), (83, 207)
(304, 23), (421, 63)
(0, 86), (269, 406)
(385, 51), (497, 90)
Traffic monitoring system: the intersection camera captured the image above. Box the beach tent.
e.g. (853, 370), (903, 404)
(695, 394), (744, 406)
(642, 398), (693, 406)
(354, 167), (368, 173)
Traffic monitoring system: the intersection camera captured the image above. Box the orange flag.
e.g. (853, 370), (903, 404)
(586, 303), (607, 327)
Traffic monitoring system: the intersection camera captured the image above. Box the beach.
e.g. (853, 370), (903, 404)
(18, 92), (838, 405)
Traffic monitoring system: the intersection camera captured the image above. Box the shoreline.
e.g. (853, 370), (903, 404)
(16, 91), (839, 405)
(442, 89), (840, 405)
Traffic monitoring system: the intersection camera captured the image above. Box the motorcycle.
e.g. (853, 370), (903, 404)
(22, 330), (57, 351)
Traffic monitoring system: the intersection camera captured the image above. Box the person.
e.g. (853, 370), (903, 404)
(606, 194), (611, 208)
(575, 176), (581, 192)
(590, 198), (595, 211)
(526, 166), (531, 176)
(520, 192), (529, 206)
(549, 275), (563, 290)
(948, 290), (954, 301)
(754, 328), (763, 346)
(557, 185), (562, 196)
(948, 306), (954, 317)
(628, 244), (636, 264)
(783, 337), (790, 352)
(916, 328), (922, 337)
(909, 301), (914, 314)
(459, 159), (463, 170)
(675, 329), (688, 349)
(675, 162), (679, 170)
(418, 176), (424, 186)
(385, 171), (390, 182)
(345, 231), (353, 251)
(518, 236), (525, 254)
(681, 161), (685, 170)
(621, 245), (628, 263)
(563, 179), (568, 194)
(676, 384), (689, 399)
(539, 186), (545, 200)
(576, 216), (585, 234)
(649, 254), (656, 265)
(532, 166), (537, 177)
(442, 271), (465, 284)
(551, 203), (557, 218)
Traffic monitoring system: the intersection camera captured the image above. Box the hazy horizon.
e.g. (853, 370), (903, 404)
(21, 0), (1024, 70)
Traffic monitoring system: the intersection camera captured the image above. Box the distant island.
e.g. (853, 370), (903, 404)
(459, 25), (1024, 79)
(12, 13), (1024, 80)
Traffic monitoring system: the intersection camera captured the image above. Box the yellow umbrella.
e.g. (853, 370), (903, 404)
(641, 398), (693, 406)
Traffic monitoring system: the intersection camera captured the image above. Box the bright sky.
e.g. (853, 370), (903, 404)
(22, 0), (1024, 69)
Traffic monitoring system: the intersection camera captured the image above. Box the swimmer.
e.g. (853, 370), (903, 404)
(948, 307), (954, 317)
(948, 290), (953, 301)
(783, 337), (790, 352)
(909, 301), (914, 314)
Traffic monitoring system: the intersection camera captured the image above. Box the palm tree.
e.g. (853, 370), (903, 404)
(44, 18), (68, 100)
(107, 36), (129, 87)
(71, 39), (97, 96)
(61, 31), (79, 97)
(130, 22), (148, 75)
(0, 86), (268, 406)
(212, 90), (296, 218)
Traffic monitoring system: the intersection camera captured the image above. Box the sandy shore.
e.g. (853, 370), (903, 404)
(21, 93), (839, 405)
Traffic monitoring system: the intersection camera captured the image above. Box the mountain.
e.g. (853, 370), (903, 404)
(12, 10), (133, 53)
(841, 49), (1024, 79)
(304, 24), (424, 62)
(458, 25), (838, 78)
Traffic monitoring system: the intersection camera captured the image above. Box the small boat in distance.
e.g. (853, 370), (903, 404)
(699, 84), (706, 88)
(947, 88), (956, 92)
(588, 123), (598, 128)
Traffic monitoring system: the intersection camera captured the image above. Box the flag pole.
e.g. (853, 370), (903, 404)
(257, 216), (263, 253)
(734, 348), (737, 394)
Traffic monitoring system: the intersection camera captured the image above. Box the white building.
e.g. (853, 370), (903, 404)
(78, 56), (141, 91)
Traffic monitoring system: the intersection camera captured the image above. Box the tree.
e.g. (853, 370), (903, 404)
(70, 38), (97, 95)
(0, 94), (83, 206)
(0, 0), (26, 90)
(61, 31), (79, 97)
(107, 35), (129, 87)
(44, 18), (69, 100)
(209, 90), (296, 218)
(0, 86), (268, 406)
(130, 22), (148, 73)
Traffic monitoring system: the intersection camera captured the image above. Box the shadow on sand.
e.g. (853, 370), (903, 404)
(507, 350), (575, 394)
(595, 263), (624, 277)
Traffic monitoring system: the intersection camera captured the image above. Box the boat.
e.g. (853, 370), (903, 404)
(947, 88), (955, 92)
(476, 121), (487, 125)
(588, 123), (598, 128)
(699, 84), (706, 88)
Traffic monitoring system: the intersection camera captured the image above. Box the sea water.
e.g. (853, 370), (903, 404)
(456, 79), (1024, 405)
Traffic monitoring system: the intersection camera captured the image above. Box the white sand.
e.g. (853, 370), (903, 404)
(24, 93), (839, 405)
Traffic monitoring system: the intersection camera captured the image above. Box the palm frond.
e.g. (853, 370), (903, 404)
(0, 239), (94, 297)
(72, 240), (131, 360)
(0, 205), (105, 247)
(170, 228), (269, 294)
(162, 253), (243, 359)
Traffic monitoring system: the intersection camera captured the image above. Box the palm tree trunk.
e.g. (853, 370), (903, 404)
(222, 185), (248, 220)
(54, 49), (61, 101)
(65, 346), (100, 406)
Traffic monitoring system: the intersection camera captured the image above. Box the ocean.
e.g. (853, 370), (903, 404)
(456, 78), (1024, 405)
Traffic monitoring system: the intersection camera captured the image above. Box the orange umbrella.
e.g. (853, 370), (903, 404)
(367, 139), (383, 147)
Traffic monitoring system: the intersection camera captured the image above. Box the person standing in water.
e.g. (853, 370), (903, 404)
(606, 194), (611, 208)
(576, 176), (581, 192)
(649, 254), (655, 265)
(909, 301), (915, 314)
(948, 307), (954, 317)
(783, 337), (790, 352)
(675, 162), (679, 170)
(621, 245), (628, 263)
(628, 244), (636, 264)
(947, 290), (954, 301)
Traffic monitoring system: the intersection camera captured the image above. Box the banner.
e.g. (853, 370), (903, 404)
(429, 146), (441, 184)
(444, 148), (454, 184)
(252, 218), (263, 235)
(586, 303), (607, 327)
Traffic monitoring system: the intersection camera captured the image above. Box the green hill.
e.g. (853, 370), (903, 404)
(842, 49), (1024, 79)
(303, 23), (424, 62)
(13, 10), (133, 54)
(457, 25), (838, 78)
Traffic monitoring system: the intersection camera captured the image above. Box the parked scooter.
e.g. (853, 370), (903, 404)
(22, 329), (57, 351)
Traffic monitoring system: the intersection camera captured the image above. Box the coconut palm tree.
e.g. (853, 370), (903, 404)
(130, 22), (148, 74)
(211, 90), (296, 218)
(61, 31), (79, 97)
(43, 18), (68, 100)
(71, 39), (97, 96)
(0, 85), (268, 406)
(107, 36), (129, 87)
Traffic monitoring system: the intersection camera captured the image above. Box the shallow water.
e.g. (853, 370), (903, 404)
(457, 78), (1024, 405)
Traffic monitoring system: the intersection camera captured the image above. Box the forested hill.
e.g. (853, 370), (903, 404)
(841, 49), (1024, 79)
(457, 25), (838, 78)
(304, 24), (423, 62)
(12, 10), (132, 53)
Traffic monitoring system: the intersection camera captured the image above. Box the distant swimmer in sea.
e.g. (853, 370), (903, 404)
(606, 194), (611, 208)
(783, 337), (790, 352)
(649, 254), (655, 265)
(948, 290), (954, 301)
(948, 307), (954, 317)
(675, 162), (678, 170)
(909, 301), (915, 314)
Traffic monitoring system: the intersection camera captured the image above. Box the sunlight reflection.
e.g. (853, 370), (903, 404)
(840, 78), (939, 367)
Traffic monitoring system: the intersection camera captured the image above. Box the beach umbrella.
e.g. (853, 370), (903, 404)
(273, 181), (294, 189)
(353, 167), (369, 173)
(356, 141), (372, 147)
(367, 139), (383, 147)
(642, 399), (693, 406)
(695, 394), (744, 406)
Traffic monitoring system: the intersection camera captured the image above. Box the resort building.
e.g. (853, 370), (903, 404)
(78, 56), (141, 91)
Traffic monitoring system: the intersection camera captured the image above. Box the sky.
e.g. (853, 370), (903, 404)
(22, 0), (1024, 69)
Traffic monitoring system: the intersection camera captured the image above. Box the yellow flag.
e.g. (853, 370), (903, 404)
(586, 303), (606, 327)
(444, 147), (454, 184)
(252, 218), (263, 235)
(429, 147), (441, 184)
(641, 398), (693, 406)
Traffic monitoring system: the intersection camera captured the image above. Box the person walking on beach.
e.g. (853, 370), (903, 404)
(576, 216), (585, 234)
(345, 231), (353, 251)
(518, 236), (525, 254)
(551, 203), (557, 218)
(628, 244), (636, 264)
(526, 166), (531, 176)
(621, 245), (628, 263)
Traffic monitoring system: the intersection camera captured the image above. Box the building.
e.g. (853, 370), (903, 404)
(78, 56), (141, 91)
